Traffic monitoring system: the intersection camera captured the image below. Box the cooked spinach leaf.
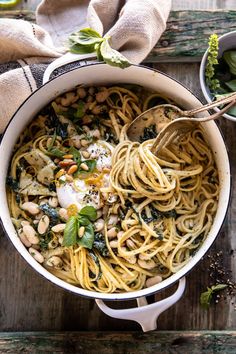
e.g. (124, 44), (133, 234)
(39, 203), (59, 226)
(6, 176), (19, 192)
(139, 124), (157, 142)
(93, 232), (109, 256)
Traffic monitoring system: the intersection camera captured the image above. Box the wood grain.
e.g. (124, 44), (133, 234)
(0, 0), (236, 334)
(0, 331), (236, 353)
(1, 10), (236, 62)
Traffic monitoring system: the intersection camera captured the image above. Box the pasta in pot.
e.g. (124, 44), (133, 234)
(6, 85), (219, 293)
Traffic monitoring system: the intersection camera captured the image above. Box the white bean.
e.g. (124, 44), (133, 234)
(91, 129), (100, 139)
(52, 224), (66, 233)
(126, 239), (136, 250)
(146, 275), (163, 288)
(18, 229), (31, 247)
(21, 202), (40, 215)
(46, 256), (63, 268)
(96, 209), (103, 219)
(59, 208), (69, 221)
(48, 197), (58, 208)
(23, 225), (39, 245)
(71, 136), (81, 149)
(81, 139), (89, 147)
(94, 219), (105, 232)
(81, 150), (90, 159)
(125, 255), (137, 265)
(107, 214), (118, 229)
(107, 227), (117, 239)
(29, 247), (44, 263)
(110, 240), (118, 248)
(138, 259), (156, 270)
(139, 253), (152, 261)
(37, 215), (50, 235)
(21, 220), (30, 227)
(117, 231), (124, 239)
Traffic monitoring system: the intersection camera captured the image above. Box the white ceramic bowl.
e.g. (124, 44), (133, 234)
(200, 30), (236, 121)
(0, 64), (231, 302)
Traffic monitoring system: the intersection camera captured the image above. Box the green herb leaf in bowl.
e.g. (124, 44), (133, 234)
(223, 51), (236, 75)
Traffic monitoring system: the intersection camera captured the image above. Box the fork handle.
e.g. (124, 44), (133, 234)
(183, 91), (236, 116)
(196, 100), (236, 121)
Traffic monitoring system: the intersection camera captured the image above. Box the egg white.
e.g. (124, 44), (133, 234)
(56, 141), (113, 211)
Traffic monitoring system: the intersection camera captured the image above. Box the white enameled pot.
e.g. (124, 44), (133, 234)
(0, 54), (231, 331)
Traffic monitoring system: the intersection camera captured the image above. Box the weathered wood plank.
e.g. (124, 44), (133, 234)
(0, 331), (236, 354)
(1, 10), (236, 62)
(148, 10), (236, 62)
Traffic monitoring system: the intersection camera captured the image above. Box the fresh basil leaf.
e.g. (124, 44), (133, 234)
(79, 206), (97, 221)
(200, 284), (228, 309)
(77, 223), (94, 249)
(200, 287), (213, 309)
(68, 28), (103, 54)
(63, 216), (78, 247)
(95, 42), (104, 62)
(100, 38), (131, 69)
(69, 28), (103, 45)
(211, 284), (228, 291)
(77, 215), (91, 226)
(48, 148), (65, 158)
(225, 79), (236, 92)
(69, 43), (96, 55)
(69, 146), (81, 165)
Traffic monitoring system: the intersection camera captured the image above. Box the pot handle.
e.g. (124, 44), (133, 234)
(43, 52), (96, 84)
(95, 277), (186, 332)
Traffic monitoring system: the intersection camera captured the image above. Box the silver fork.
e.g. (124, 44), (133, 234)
(151, 100), (235, 155)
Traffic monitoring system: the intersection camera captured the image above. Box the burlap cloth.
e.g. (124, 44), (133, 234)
(0, 0), (171, 133)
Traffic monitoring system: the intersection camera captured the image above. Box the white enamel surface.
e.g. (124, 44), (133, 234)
(200, 30), (236, 122)
(0, 64), (231, 300)
(96, 277), (186, 332)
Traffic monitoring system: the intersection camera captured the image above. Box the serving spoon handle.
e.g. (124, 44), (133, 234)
(183, 91), (236, 116)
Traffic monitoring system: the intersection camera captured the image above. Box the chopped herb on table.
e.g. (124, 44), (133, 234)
(200, 284), (228, 309)
(205, 33), (236, 116)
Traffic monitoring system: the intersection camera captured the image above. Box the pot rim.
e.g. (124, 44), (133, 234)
(199, 30), (236, 122)
(0, 63), (231, 300)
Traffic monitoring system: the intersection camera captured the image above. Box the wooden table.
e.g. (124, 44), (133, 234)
(1, 0), (236, 352)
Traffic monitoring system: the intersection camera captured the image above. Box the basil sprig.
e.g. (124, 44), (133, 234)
(68, 28), (131, 69)
(200, 284), (228, 309)
(63, 206), (97, 249)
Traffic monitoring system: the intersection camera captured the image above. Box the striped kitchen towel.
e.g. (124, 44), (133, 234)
(0, 0), (171, 133)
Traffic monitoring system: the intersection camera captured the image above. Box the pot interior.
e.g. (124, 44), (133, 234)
(0, 64), (231, 300)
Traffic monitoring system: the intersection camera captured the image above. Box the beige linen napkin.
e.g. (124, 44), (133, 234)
(0, 0), (171, 133)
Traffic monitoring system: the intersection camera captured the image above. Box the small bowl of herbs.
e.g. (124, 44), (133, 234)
(200, 31), (236, 121)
